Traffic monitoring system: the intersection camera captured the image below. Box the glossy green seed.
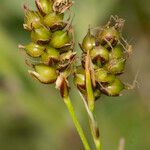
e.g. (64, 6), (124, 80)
(102, 78), (124, 96)
(31, 27), (52, 43)
(105, 58), (126, 74)
(98, 27), (119, 48)
(24, 10), (42, 30)
(82, 30), (96, 52)
(25, 42), (45, 57)
(44, 12), (64, 28)
(35, 0), (53, 16)
(41, 47), (60, 64)
(29, 64), (57, 84)
(95, 68), (115, 83)
(109, 46), (124, 59)
(50, 30), (69, 48)
(90, 45), (109, 64)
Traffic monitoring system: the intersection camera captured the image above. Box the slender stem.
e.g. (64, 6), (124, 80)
(118, 138), (125, 150)
(85, 52), (95, 112)
(84, 51), (101, 149)
(63, 96), (91, 150)
(89, 119), (101, 150)
(78, 91), (102, 150)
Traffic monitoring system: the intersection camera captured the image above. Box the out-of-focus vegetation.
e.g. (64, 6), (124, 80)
(0, 0), (149, 150)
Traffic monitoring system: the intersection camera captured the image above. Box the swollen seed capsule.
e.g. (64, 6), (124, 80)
(95, 68), (115, 83)
(35, 0), (53, 16)
(98, 27), (119, 48)
(31, 27), (52, 44)
(41, 47), (60, 65)
(29, 64), (57, 84)
(105, 58), (126, 75)
(25, 43), (45, 57)
(24, 10), (42, 30)
(50, 30), (70, 48)
(90, 45), (109, 64)
(109, 46), (124, 59)
(82, 30), (96, 52)
(44, 12), (64, 28)
(101, 78), (124, 96)
(74, 66), (86, 95)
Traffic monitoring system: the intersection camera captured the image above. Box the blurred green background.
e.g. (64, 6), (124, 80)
(0, 0), (150, 150)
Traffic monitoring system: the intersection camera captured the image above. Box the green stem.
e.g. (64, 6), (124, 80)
(85, 53), (95, 112)
(85, 52), (101, 149)
(78, 91), (102, 150)
(63, 96), (91, 150)
(89, 119), (101, 150)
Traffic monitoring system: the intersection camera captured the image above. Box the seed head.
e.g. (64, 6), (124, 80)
(74, 16), (132, 100)
(19, 0), (75, 98)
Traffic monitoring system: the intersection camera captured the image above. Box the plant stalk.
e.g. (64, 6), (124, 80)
(85, 51), (95, 112)
(63, 96), (91, 150)
(78, 90), (102, 150)
(89, 119), (101, 150)
(84, 51), (101, 149)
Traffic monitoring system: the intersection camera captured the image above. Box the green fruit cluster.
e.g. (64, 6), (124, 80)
(74, 18), (128, 99)
(20, 0), (75, 85)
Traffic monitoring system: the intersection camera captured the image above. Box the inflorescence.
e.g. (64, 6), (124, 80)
(74, 16), (132, 103)
(19, 0), (75, 98)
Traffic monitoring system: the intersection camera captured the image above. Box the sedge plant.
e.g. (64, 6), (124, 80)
(19, 0), (134, 149)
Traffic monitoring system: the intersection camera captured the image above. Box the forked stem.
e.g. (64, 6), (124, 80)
(78, 91), (102, 150)
(63, 96), (91, 150)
